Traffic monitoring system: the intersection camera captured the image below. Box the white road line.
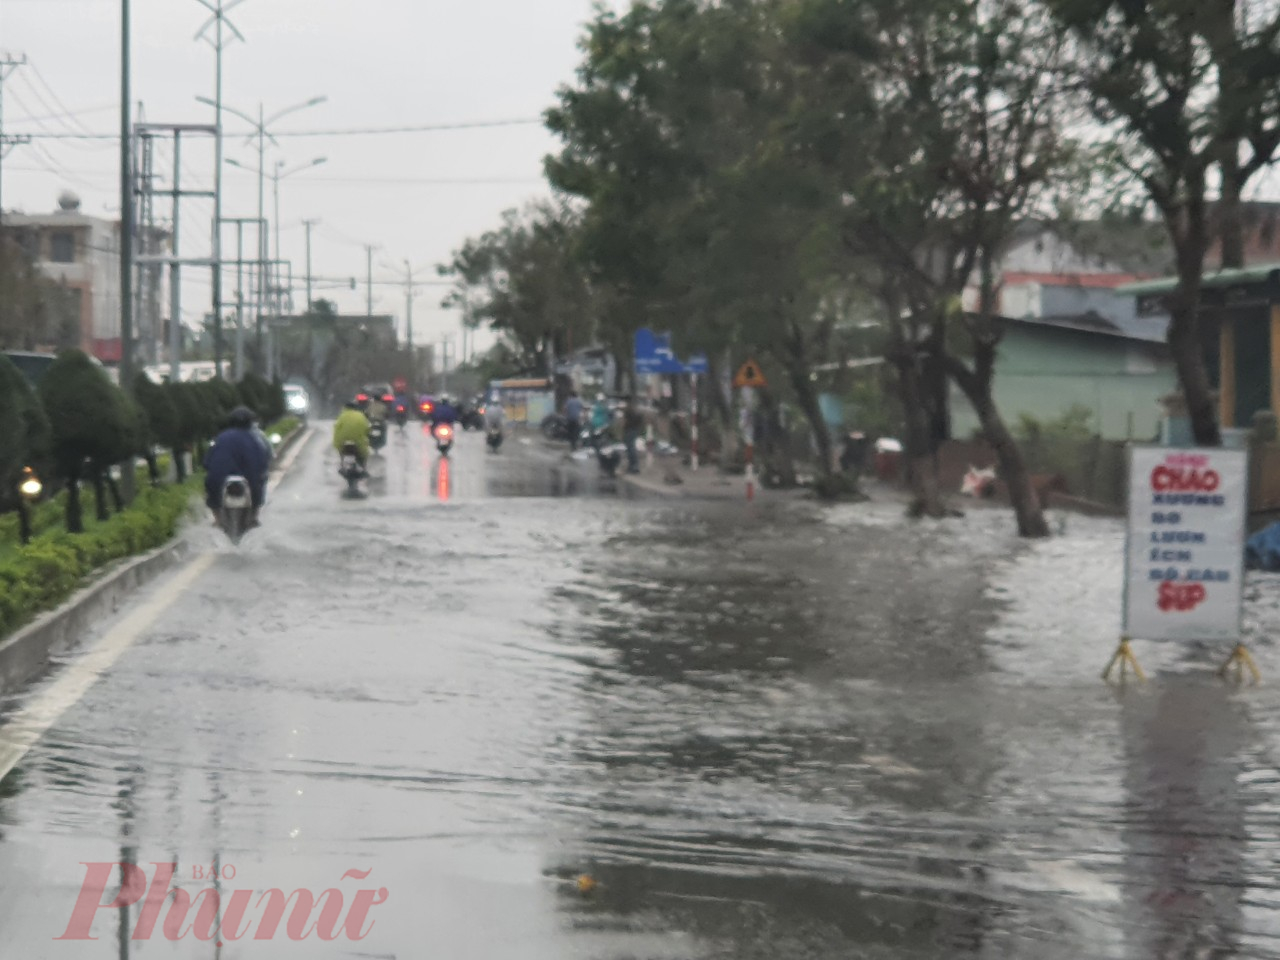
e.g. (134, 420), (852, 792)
(0, 428), (316, 782)
(0, 553), (218, 782)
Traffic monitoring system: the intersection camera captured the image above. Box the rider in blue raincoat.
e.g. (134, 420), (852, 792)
(204, 406), (271, 523)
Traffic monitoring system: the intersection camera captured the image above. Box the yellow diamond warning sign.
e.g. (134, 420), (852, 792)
(733, 359), (768, 389)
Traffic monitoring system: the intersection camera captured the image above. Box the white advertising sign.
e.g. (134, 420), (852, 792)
(1125, 446), (1247, 641)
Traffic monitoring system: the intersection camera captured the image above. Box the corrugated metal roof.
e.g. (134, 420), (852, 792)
(1117, 263), (1280, 296)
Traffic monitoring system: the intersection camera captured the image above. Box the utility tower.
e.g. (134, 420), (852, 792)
(133, 123), (218, 381)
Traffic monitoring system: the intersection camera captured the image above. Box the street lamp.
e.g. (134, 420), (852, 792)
(195, 93), (326, 374)
(19, 466), (42, 501)
(226, 154), (325, 320)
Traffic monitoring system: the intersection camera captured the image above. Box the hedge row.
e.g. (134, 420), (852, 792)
(0, 479), (199, 638)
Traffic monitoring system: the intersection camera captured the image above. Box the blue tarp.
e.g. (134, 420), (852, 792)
(1246, 522), (1280, 572)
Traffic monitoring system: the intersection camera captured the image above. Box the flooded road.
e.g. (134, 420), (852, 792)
(2, 424), (1280, 958)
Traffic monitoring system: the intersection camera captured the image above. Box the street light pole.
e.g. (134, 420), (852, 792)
(196, 92), (325, 373)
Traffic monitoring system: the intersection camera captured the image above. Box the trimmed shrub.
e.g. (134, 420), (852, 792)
(0, 480), (198, 638)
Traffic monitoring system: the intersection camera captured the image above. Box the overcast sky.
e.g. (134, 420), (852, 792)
(0, 0), (604, 356)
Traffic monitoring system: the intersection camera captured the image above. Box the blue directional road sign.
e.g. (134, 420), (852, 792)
(635, 328), (707, 375)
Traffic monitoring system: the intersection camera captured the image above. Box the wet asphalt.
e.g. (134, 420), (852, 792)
(2, 423), (1280, 958)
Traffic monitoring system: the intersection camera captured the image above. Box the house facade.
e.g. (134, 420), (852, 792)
(6, 192), (125, 362)
(949, 313), (1177, 441)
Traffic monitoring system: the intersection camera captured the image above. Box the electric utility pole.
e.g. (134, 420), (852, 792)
(303, 218), (318, 311)
(0, 54), (30, 235)
(365, 244), (374, 318)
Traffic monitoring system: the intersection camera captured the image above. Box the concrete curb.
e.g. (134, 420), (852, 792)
(0, 538), (192, 696)
(0, 425), (313, 697)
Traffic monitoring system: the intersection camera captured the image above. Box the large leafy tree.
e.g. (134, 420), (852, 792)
(1049, 0), (1280, 445)
(786, 0), (1066, 534)
(546, 0), (852, 479)
(439, 203), (598, 378)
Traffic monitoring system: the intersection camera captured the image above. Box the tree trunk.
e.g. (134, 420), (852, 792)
(107, 472), (124, 513)
(1168, 297), (1223, 446)
(17, 499), (32, 545)
(65, 470), (84, 534)
(784, 354), (834, 479)
(946, 355), (1050, 538)
(172, 446), (188, 482)
(92, 469), (110, 522)
(145, 451), (160, 486)
(889, 351), (945, 518)
(756, 388), (797, 488)
(1218, 154), (1245, 269)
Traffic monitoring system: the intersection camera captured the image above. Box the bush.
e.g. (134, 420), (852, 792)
(0, 480), (198, 638)
(38, 350), (132, 533)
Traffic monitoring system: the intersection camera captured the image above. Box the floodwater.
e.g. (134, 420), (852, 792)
(1, 423), (1279, 958)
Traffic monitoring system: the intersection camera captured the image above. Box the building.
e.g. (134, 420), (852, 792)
(5, 191), (170, 365)
(948, 310), (1177, 442)
(1121, 264), (1280, 431)
(7, 192), (125, 362)
(951, 224), (1177, 440)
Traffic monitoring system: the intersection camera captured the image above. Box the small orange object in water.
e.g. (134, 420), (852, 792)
(575, 874), (597, 894)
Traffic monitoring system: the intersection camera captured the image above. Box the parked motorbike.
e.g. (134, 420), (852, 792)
(585, 427), (624, 477)
(338, 441), (365, 498)
(486, 423), (504, 453)
(540, 413), (577, 442)
(218, 475), (254, 544)
(434, 422), (455, 457)
(369, 419), (388, 452)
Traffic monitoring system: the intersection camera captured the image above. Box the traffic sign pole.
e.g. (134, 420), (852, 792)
(741, 386), (756, 501)
(690, 372), (699, 472)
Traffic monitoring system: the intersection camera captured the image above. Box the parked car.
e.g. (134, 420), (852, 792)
(3, 350), (58, 387)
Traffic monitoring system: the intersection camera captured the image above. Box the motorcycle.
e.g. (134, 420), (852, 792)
(369, 418), (388, 452)
(338, 441), (366, 498)
(218, 475), (254, 545)
(459, 404), (484, 431)
(486, 423), (504, 453)
(540, 413), (576, 442)
(434, 422), (455, 457)
(585, 427), (624, 477)
(393, 404), (409, 431)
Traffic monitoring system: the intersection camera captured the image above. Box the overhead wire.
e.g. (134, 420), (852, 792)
(8, 117), (544, 141)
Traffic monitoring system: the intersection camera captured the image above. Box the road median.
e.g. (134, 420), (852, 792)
(0, 425), (312, 696)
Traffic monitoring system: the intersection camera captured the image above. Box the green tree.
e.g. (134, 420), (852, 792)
(786, 0), (1065, 534)
(1048, 0), (1280, 445)
(133, 372), (177, 485)
(0, 354), (51, 543)
(439, 203), (598, 378)
(38, 350), (130, 533)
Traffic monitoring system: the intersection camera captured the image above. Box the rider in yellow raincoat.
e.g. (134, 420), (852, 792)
(333, 402), (372, 463)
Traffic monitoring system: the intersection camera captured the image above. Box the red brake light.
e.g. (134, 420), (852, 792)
(382, 394), (394, 403)
(420, 400), (434, 413)
(356, 393), (369, 403)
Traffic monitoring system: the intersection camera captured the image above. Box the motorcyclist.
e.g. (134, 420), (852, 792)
(589, 394), (611, 440)
(432, 393), (459, 427)
(365, 391), (389, 425)
(333, 401), (372, 473)
(204, 406), (271, 527)
(483, 396), (505, 438)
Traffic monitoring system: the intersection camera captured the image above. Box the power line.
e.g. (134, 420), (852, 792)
(8, 117), (543, 140)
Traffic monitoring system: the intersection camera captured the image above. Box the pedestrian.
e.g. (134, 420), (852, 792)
(564, 391), (584, 451)
(623, 396), (644, 474)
